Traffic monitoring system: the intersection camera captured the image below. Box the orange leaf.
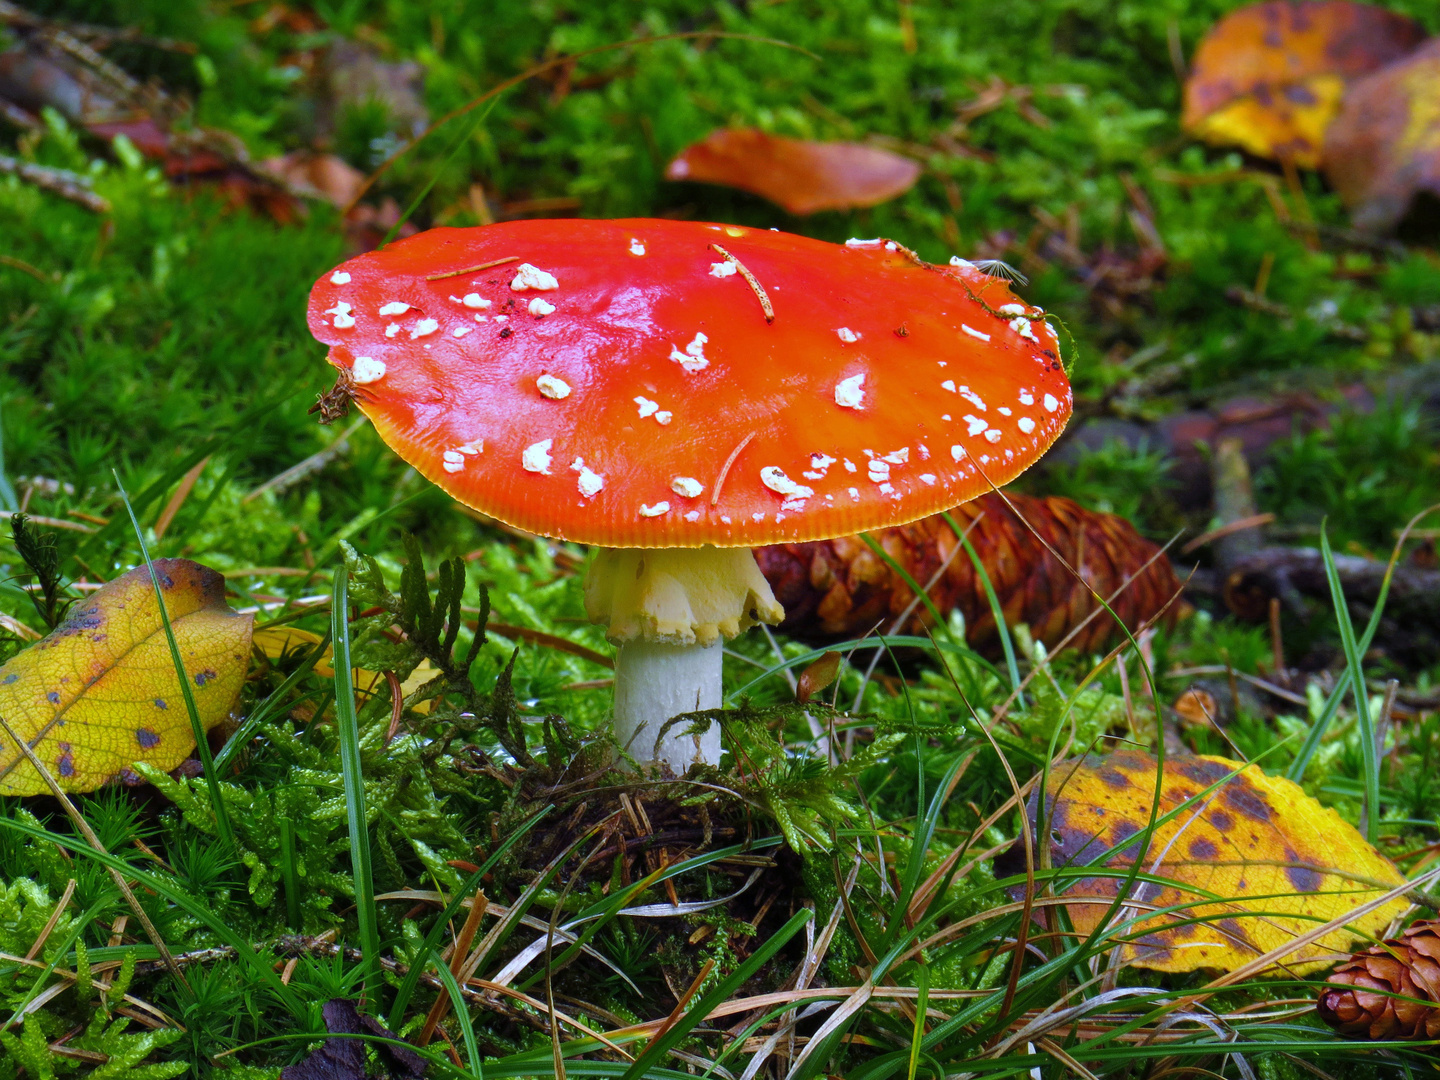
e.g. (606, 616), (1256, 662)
(665, 129), (921, 215)
(0, 560), (253, 795)
(1038, 750), (1408, 973)
(260, 150), (367, 210)
(1182, 1), (1424, 168)
(1323, 38), (1440, 231)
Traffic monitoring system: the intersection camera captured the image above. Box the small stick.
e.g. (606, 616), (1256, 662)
(1268, 596), (1285, 681)
(383, 670), (405, 746)
(642, 958), (716, 1052)
(0, 255), (48, 282)
(20, 515), (94, 534)
(1115, 651), (1137, 742)
(1179, 512), (1275, 556)
(466, 618), (614, 670)
(0, 155), (110, 213)
(417, 886), (488, 1046)
(0, 613), (42, 641)
(710, 431), (756, 507)
(1224, 657), (1241, 721)
(1377, 678), (1399, 773)
(0, 100), (39, 130)
(708, 244), (773, 323)
(425, 255), (520, 281)
(23, 878), (75, 962)
(245, 418), (366, 501)
(153, 456), (209, 539)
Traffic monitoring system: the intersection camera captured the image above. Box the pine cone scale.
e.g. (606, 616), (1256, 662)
(1319, 922), (1440, 1039)
(754, 492), (1184, 658)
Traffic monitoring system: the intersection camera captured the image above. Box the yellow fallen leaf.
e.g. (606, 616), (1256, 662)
(253, 626), (341, 679)
(1182, 0), (1424, 168)
(1190, 77), (1345, 168)
(1323, 39), (1440, 231)
(252, 625), (435, 713)
(0, 560), (253, 795)
(1039, 750), (1408, 973)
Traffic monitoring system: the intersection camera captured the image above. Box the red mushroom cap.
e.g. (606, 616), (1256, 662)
(307, 219), (1071, 548)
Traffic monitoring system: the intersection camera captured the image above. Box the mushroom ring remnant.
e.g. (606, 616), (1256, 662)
(307, 219), (1072, 773)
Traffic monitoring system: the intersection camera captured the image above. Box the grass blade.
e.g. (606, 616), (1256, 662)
(858, 533), (948, 630)
(331, 565), (382, 1001)
(381, 100), (498, 248)
(429, 960), (485, 1078)
(0, 406), (16, 512)
(1318, 524), (1378, 842)
(883, 751), (969, 956)
(387, 806), (553, 1025)
(1286, 511), (1424, 781)
(515, 838), (785, 992)
(905, 962), (928, 1080)
(618, 908), (813, 1080)
(83, 395), (286, 557)
(725, 634), (997, 704)
(943, 512), (1024, 706)
(1285, 669), (1350, 783)
(113, 472), (236, 854)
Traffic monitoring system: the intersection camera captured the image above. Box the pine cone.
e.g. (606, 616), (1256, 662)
(1318, 921), (1440, 1039)
(754, 492), (1184, 657)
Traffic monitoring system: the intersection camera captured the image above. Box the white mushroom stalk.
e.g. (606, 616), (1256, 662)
(584, 546), (783, 773)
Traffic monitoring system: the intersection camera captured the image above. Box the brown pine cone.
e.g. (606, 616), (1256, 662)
(1318, 921), (1440, 1039)
(754, 492), (1184, 658)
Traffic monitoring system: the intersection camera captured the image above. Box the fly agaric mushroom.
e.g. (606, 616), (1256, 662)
(307, 220), (1071, 773)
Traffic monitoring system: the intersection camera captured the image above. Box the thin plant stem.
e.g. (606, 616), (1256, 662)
(331, 566), (382, 1003)
(1320, 525), (1379, 843)
(114, 471), (236, 854)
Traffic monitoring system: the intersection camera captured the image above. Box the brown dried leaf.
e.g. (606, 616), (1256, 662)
(796, 651), (841, 705)
(1173, 687), (1219, 730)
(665, 129), (922, 215)
(1037, 750), (1408, 973)
(1323, 38), (1440, 231)
(755, 492), (1183, 657)
(1182, 1), (1424, 167)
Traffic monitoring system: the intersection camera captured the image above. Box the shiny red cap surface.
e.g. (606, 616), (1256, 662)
(307, 219), (1071, 548)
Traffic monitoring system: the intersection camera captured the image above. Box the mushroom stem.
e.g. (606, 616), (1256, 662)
(584, 545), (784, 773)
(613, 639), (723, 772)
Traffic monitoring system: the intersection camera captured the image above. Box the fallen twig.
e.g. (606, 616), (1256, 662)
(244, 418), (366, 502)
(1222, 546), (1440, 661)
(0, 153), (110, 212)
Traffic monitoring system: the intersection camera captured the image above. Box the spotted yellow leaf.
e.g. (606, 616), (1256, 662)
(1182, 1), (1424, 168)
(0, 559), (252, 795)
(1038, 750), (1408, 973)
